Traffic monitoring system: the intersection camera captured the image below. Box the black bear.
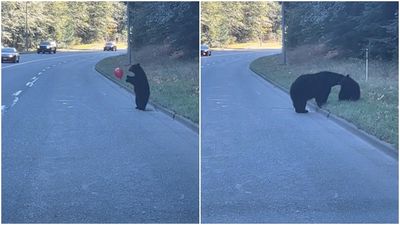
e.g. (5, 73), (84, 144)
(126, 63), (150, 111)
(338, 75), (360, 101)
(290, 71), (345, 113)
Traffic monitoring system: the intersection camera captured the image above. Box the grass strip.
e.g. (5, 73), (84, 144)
(223, 41), (282, 49)
(69, 42), (127, 50)
(210, 41), (282, 50)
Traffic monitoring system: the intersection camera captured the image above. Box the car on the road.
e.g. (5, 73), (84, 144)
(2, 47), (20, 63)
(37, 41), (57, 54)
(104, 42), (117, 51)
(201, 44), (211, 56)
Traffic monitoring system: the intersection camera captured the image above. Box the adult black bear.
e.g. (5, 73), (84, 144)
(290, 71), (345, 113)
(126, 63), (150, 111)
(339, 75), (360, 101)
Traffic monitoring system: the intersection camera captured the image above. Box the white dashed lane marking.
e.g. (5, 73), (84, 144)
(10, 90), (23, 108)
(26, 76), (40, 87)
(13, 90), (22, 96)
(11, 97), (19, 107)
(7, 74), (43, 111)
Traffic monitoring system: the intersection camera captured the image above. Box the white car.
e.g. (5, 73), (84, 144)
(2, 47), (20, 63)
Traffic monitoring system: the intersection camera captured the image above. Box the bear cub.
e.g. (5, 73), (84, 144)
(126, 63), (150, 111)
(290, 71), (345, 113)
(290, 71), (360, 113)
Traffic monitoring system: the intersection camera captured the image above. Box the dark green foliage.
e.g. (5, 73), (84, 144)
(129, 2), (199, 58)
(285, 2), (398, 60)
(201, 2), (281, 47)
(168, 3), (199, 58)
(1, 1), (127, 50)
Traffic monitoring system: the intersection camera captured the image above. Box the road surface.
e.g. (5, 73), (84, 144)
(2, 50), (198, 223)
(201, 50), (398, 223)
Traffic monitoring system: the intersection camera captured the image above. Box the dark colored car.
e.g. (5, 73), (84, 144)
(2, 47), (20, 63)
(37, 41), (57, 54)
(201, 44), (211, 56)
(104, 42), (117, 51)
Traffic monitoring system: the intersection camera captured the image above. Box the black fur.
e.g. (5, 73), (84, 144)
(290, 71), (345, 113)
(126, 63), (150, 110)
(339, 75), (360, 101)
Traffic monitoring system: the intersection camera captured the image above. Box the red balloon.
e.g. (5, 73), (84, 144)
(114, 67), (123, 79)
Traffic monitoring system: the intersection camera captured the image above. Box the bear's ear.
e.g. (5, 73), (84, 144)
(346, 74), (350, 77)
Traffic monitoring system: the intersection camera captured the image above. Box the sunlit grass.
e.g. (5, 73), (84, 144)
(212, 41), (281, 50)
(67, 41), (128, 50)
(250, 53), (398, 149)
(95, 47), (199, 123)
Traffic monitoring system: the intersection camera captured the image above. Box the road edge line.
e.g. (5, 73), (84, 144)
(94, 66), (199, 134)
(249, 64), (398, 160)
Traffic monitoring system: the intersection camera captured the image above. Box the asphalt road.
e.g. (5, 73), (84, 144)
(201, 50), (398, 223)
(2, 50), (198, 223)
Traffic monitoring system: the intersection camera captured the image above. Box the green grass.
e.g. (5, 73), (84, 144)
(212, 41), (282, 50)
(68, 41), (127, 50)
(95, 52), (199, 123)
(218, 41), (282, 49)
(250, 53), (398, 149)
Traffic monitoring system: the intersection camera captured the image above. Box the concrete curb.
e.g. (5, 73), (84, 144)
(94, 66), (199, 134)
(249, 66), (398, 160)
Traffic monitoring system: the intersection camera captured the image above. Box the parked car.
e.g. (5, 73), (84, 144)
(2, 47), (20, 63)
(104, 42), (117, 51)
(201, 44), (211, 56)
(37, 41), (57, 54)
